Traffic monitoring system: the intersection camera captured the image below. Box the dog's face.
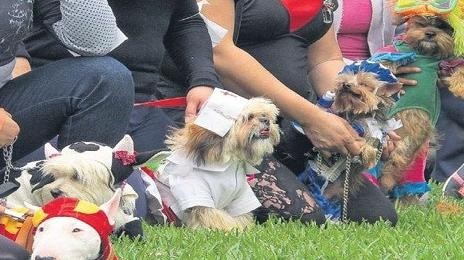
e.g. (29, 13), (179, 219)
(28, 154), (115, 206)
(31, 190), (120, 260)
(404, 15), (454, 59)
(333, 72), (386, 115)
(225, 97), (280, 164)
(32, 217), (102, 260)
(168, 98), (280, 165)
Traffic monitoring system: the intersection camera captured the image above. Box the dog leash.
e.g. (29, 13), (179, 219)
(0, 137), (20, 200)
(134, 97), (187, 108)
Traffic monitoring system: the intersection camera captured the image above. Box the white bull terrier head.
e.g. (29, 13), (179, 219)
(31, 189), (121, 260)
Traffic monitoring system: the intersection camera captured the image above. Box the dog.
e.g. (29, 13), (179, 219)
(331, 69), (399, 195)
(440, 58), (464, 98)
(157, 96), (280, 230)
(30, 189), (122, 260)
(1, 135), (147, 238)
(373, 14), (455, 197)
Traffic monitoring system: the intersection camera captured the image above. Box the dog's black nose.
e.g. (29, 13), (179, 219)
(425, 31), (436, 38)
(35, 256), (56, 260)
(343, 83), (352, 89)
(259, 118), (270, 126)
(50, 188), (63, 198)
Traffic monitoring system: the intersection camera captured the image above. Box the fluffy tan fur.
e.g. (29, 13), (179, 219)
(166, 97), (280, 230)
(324, 72), (394, 200)
(380, 110), (433, 191)
(404, 16), (454, 59)
(33, 154), (138, 231)
(333, 73), (390, 115)
(378, 16), (452, 195)
(184, 207), (254, 231)
(449, 66), (464, 98)
(166, 97), (280, 166)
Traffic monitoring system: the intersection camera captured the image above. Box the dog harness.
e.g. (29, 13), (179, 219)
(387, 40), (441, 125)
(32, 198), (118, 260)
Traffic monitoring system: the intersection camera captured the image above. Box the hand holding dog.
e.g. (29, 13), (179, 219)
(302, 110), (365, 156)
(395, 65), (421, 87)
(0, 108), (20, 147)
(185, 86), (214, 123)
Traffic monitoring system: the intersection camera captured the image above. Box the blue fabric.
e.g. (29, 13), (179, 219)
(369, 52), (416, 66)
(366, 162), (384, 179)
(298, 167), (341, 220)
(390, 182), (431, 198)
(340, 60), (399, 84)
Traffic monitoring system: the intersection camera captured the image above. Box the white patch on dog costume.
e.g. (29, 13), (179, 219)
(194, 88), (249, 137)
(158, 149), (261, 219)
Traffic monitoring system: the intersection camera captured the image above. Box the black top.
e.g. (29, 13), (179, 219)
(24, 0), (220, 98)
(159, 0), (333, 100)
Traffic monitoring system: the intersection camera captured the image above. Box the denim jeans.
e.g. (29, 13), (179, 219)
(0, 57), (134, 167)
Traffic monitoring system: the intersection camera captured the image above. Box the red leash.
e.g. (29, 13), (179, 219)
(134, 97), (187, 108)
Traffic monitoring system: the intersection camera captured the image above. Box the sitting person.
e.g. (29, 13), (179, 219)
(157, 0), (399, 225)
(21, 0), (221, 222)
(1, 0), (133, 170)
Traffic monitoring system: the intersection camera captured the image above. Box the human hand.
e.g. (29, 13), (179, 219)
(0, 108), (20, 147)
(185, 86), (214, 123)
(302, 110), (365, 156)
(381, 131), (401, 160)
(394, 66), (421, 87)
(12, 57), (31, 78)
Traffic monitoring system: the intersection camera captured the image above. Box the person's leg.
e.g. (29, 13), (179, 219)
(346, 179), (398, 225)
(250, 156), (326, 225)
(0, 57), (134, 166)
(431, 87), (464, 182)
(0, 235), (30, 260)
(128, 102), (177, 153)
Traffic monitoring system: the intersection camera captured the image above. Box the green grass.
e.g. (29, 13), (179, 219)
(114, 184), (464, 259)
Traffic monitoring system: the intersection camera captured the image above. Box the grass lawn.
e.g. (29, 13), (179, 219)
(114, 184), (464, 259)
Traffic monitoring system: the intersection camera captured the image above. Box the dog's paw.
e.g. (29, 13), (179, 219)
(115, 219), (144, 240)
(379, 175), (397, 191)
(361, 145), (378, 169)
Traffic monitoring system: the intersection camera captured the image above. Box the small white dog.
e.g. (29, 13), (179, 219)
(31, 189), (122, 260)
(158, 96), (280, 230)
(3, 135), (145, 237)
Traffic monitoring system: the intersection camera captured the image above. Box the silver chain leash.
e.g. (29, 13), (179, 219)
(2, 137), (17, 184)
(341, 154), (351, 222)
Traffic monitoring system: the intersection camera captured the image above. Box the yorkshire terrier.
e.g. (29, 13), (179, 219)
(376, 15), (454, 195)
(160, 97), (280, 231)
(324, 71), (397, 200)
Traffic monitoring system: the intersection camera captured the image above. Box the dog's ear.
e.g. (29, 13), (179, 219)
(100, 188), (122, 226)
(44, 143), (61, 159)
(185, 124), (224, 165)
(113, 135), (135, 155)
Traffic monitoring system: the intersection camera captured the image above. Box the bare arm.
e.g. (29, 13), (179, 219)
(201, 0), (364, 155)
(307, 27), (345, 96)
(202, 0), (322, 125)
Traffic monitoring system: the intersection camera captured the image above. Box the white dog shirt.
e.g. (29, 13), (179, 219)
(158, 150), (262, 219)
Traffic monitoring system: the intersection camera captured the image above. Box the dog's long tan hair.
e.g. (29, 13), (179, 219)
(166, 97), (280, 166)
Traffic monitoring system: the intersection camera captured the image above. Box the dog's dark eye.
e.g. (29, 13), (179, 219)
(38, 227), (44, 232)
(71, 173), (79, 181)
(72, 228), (82, 233)
(247, 114), (255, 121)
